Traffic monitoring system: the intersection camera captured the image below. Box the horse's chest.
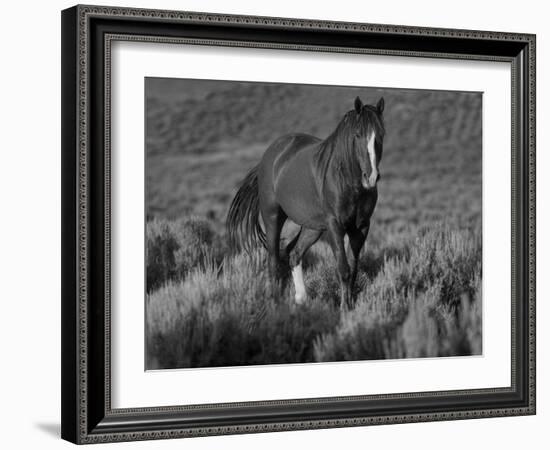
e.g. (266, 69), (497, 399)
(338, 190), (378, 229)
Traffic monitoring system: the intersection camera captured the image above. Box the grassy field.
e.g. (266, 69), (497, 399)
(145, 78), (482, 369)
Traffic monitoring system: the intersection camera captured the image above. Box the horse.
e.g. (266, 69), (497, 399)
(226, 96), (385, 310)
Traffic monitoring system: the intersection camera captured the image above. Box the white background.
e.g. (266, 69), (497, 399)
(0, 0), (546, 449)
(113, 43), (511, 408)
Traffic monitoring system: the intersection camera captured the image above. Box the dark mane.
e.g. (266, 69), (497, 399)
(314, 106), (385, 189)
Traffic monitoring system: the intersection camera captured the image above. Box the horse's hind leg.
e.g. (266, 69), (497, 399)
(289, 227), (322, 304)
(281, 225), (301, 265)
(262, 206), (287, 296)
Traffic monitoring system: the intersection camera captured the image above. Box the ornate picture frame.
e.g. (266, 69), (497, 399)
(61, 4), (536, 444)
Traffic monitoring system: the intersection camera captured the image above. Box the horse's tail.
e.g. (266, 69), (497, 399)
(226, 165), (266, 253)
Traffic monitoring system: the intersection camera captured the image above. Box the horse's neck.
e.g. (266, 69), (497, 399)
(315, 131), (361, 193)
(331, 133), (361, 176)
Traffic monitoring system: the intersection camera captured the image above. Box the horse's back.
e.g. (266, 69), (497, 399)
(261, 133), (318, 161)
(258, 133), (319, 186)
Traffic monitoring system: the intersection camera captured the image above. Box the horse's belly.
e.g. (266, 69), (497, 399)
(274, 163), (326, 230)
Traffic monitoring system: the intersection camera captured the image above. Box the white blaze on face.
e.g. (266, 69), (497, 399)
(292, 262), (306, 304)
(367, 131), (378, 187)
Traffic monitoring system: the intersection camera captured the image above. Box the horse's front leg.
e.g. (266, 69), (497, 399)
(348, 223), (370, 301)
(327, 218), (351, 311)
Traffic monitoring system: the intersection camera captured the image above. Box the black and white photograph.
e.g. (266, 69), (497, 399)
(145, 78), (482, 370)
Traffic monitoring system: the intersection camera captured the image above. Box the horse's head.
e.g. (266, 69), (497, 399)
(352, 96), (385, 190)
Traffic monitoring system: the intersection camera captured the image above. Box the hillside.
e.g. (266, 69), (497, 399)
(145, 78), (482, 246)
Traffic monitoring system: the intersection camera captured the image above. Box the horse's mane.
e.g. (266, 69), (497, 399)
(315, 105), (385, 190)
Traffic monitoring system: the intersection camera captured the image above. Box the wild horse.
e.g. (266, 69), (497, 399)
(227, 96), (385, 310)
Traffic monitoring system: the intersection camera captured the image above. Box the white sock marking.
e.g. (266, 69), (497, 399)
(292, 262), (306, 304)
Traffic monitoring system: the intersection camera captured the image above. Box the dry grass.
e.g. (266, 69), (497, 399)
(145, 220), (481, 369)
(146, 217), (225, 292)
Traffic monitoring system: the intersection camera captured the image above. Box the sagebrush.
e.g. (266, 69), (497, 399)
(146, 219), (481, 369)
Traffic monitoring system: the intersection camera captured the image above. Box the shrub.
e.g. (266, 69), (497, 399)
(313, 224), (482, 362)
(146, 250), (340, 369)
(146, 221), (482, 368)
(146, 217), (223, 292)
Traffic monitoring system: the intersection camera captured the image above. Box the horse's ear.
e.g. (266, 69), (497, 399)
(376, 97), (385, 114)
(354, 96), (363, 114)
